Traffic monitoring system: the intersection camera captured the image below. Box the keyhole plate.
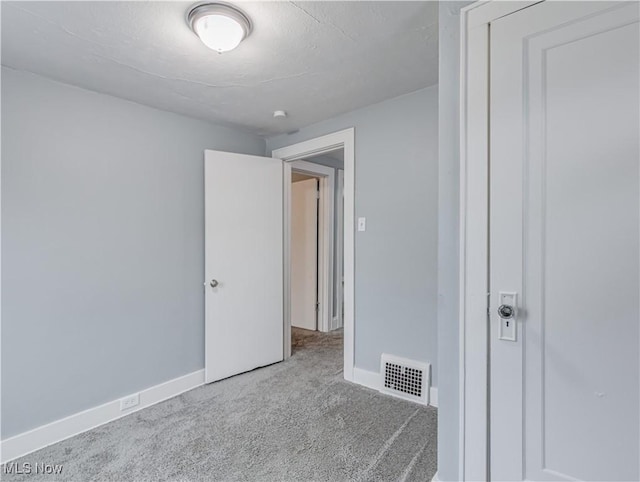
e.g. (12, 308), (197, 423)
(498, 292), (517, 342)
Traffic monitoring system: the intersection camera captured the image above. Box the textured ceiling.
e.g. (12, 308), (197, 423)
(1, 1), (438, 137)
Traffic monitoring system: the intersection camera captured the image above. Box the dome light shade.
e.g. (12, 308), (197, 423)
(188, 3), (252, 53)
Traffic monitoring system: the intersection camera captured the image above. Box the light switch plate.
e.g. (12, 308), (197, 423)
(358, 217), (366, 232)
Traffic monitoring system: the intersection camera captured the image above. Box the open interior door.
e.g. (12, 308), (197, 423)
(291, 178), (318, 331)
(204, 150), (283, 383)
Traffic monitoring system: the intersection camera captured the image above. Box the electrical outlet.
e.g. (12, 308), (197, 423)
(120, 393), (140, 411)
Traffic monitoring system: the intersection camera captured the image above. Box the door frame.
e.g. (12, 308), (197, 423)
(459, 1), (542, 479)
(272, 128), (355, 382)
(336, 169), (344, 330)
(289, 160), (335, 333)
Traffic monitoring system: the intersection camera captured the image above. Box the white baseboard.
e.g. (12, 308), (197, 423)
(1, 369), (205, 464)
(431, 471), (440, 481)
(352, 367), (381, 391)
(429, 387), (439, 408)
(352, 367), (438, 408)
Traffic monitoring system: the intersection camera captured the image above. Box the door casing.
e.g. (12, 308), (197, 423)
(272, 128), (355, 382)
(459, 1), (542, 480)
(336, 169), (345, 331)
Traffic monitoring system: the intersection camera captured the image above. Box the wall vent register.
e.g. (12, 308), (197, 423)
(379, 354), (429, 405)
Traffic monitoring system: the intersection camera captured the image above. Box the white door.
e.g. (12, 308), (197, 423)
(291, 177), (318, 330)
(490, 2), (639, 481)
(204, 150), (283, 383)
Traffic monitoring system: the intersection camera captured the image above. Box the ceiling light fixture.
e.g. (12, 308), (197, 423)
(187, 3), (252, 53)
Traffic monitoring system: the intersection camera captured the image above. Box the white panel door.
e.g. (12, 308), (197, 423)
(490, 2), (639, 480)
(291, 178), (318, 331)
(204, 150), (283, 383)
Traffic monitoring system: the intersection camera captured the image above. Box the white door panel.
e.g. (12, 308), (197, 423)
(291, 178), (318, 331)
(490, 2), (639, 480)
(204, 150), (283, 383)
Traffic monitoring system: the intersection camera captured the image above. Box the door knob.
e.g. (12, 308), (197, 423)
(209, 279), (219, 288)
(498, 304), (515, 319)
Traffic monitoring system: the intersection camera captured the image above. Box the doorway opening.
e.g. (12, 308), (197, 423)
(272, 128), (355, 380)
(289, 151), (344, 356)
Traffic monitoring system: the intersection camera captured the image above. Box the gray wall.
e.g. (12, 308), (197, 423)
(1, 67), (265, 438)
(268, 86), (439, 382)
(437, 2), (472, 480)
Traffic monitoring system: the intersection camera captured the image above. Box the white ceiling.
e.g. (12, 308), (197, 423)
(1, 1), (438, 137)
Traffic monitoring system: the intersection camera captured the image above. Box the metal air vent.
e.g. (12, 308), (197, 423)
(380, 354), (429, 405)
